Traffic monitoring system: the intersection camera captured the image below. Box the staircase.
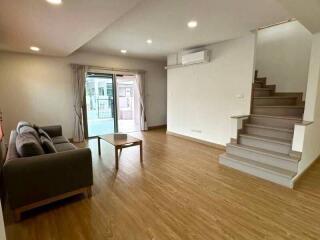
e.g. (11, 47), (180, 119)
(219, 71), (304, 188)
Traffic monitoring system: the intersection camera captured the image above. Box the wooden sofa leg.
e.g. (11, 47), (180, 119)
(14, 210), (21, 222)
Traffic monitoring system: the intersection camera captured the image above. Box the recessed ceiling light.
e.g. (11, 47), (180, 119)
(188, 20), (198, 28)
(146, 39), (153, 44)
(46, 0), (62, 5)
(30, 46), (40, 52)
(121, 49), (127, 54)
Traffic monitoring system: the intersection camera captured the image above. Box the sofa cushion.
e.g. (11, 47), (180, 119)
(40, 136), (57, 154)
(38, 128), (52, 141)
(54, 143), (76, 152)
(52, 136), (69, 144)
(16, 132), (45, 157)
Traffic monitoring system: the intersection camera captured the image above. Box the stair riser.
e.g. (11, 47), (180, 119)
(239, 136), (291, 154)
(253, 82), (264, 88)
(219, 156), (293, 188)
(252, 107), (304, 117)
(245, 126), (293, 140)
(250, 116), (298, 129)
(255, 78), (266, 85)
(253, 98), (297, 106)
(274, 93), (303, 104)
(226, 145), (298, 171)
(253, 89), (273, 97)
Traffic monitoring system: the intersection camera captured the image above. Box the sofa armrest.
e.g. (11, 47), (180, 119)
(40, 125), (63, 138)
(3, 148), (93, 209)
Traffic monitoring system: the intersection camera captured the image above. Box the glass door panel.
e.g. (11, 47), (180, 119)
(85, 73), (116, 137)
(116, 75), (141, 133)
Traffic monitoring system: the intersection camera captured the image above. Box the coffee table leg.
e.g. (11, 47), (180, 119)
(115, 146), (119, 170)
(98, 137), (101, 155)
(140, 141), (143, 163)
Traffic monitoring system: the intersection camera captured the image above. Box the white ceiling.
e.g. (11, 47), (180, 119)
(0, 0), (293, 59)
(0, 0), (142, 56)
(81, 0), (291, 60)
(276, 0), (320, 33)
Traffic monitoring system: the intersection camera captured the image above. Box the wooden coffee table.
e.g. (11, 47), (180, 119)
(97, 134), (143, 169)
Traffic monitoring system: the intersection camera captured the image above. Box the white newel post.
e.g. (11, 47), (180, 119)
(230, 115), (250, 142)
(292, 121), (313, 154)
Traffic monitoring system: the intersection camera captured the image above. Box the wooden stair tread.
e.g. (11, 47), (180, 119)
(239, 133), (291, 145)
(227, 143), (299, 162)
(245, 123), (293, 133)
(254, 105), (304, 108)
(254, 88), (274, 91)
(254, 96), (297, 99)
(274, 92), (303, 95)
(220, 153), (296, 178)
(250, 114), (302, 121)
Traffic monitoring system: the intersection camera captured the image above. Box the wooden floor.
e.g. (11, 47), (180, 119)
(5, 129), (320, 240)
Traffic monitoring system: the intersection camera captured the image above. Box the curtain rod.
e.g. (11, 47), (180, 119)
(71, 63), (146, 74)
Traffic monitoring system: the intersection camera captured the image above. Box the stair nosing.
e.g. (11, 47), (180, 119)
(239, 133), (291, 145)
(227, 143), (299, 162)
(221, 153), (296, 178)
(245, 123), (293, 133)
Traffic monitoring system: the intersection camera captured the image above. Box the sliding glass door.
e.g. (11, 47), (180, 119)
(84, 72), (142, 138)
(84, 73), (117, 137)
(116, 74), (141, 133)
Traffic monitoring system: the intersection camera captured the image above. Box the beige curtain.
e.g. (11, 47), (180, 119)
(72, 65), (87, 142)
(135, 73), (148, 131)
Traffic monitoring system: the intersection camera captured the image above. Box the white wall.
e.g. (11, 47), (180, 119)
(0, 51), (167, 139)
(0, 202), (5, 240)
(167, 34), (256, 146)
(256, 21), (312, 99)
(297, 32), (320, 175)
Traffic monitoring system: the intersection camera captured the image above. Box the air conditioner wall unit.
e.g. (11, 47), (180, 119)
(181, 50), (210, 65)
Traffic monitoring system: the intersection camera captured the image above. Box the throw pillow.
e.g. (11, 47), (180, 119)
(38, 128), (52, 141)
(19, 125), (40, 142)
(16, 121), (32, 133)
(40, 136), (57, 154)
(16, 132), (45, 157)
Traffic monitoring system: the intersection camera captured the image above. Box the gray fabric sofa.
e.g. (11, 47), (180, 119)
(3, 123), (93, 221)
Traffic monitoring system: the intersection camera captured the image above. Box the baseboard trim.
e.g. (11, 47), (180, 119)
(166, 131), (226, 150)
(293, 154), (320, 187)
(148, 124), (167, 130)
